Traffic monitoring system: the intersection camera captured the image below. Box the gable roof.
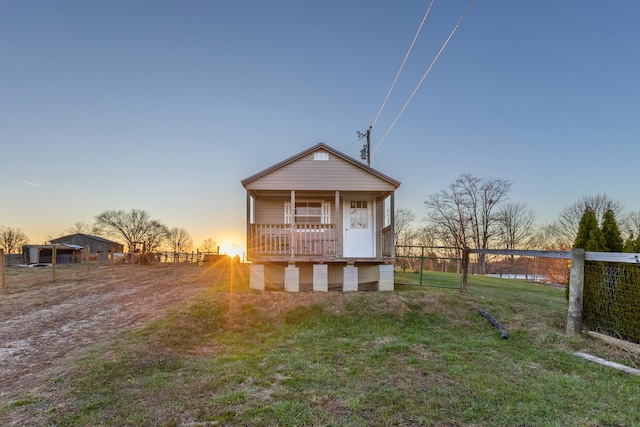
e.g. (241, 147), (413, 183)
(50, 233), (122, 246)
(241, 143), (400, 190)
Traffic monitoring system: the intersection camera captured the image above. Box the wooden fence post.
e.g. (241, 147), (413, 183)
(86, 245), (90, 273)
(461, 247), (469, 292)
(0, 249), (6, 290)
(566, 248), (585, 335)
(52, 245), (57, 282)
(419, 246), (424, 285)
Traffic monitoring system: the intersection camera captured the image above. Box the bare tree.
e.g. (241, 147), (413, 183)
(413, 226), (436, 247)
(465, 174), (511, 273)
(410, 225), (444, 272)
(552, 194), (624, 248)
(63, 221), (97, 235)
(139, 221), (168, 253)
(620, 210), (640, 242)
(0, 226), (29, 253)
(394, 208), (415, 244)
(424, 181), (473, 274)
(168, 227), (193, 253)
(530, 223), (560, 250)
(200, 238), (218, 254)
(495, 202), (537, 277)
(424, 183), (471, 250)
(424, 174), (511, 274)
(496, 202), (536, 250)
(393, 208), (416, 270)
(94, 209), (169, 253)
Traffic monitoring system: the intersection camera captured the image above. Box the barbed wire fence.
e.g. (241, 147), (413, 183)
(0, 247), (224, 291)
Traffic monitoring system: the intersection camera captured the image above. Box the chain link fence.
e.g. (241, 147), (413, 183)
(583, 261), (640, 344)
(395, 246), (570, 291)
(394, 245), (463, 289)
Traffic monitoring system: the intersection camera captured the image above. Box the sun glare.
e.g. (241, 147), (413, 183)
(220, 242), (244, 261)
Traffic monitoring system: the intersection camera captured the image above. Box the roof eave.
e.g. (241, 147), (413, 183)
(241, 143), (400, 189)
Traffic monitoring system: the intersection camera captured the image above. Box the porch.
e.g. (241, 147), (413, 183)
(249, 223), (336, 256)
(247, 223), (394, 260)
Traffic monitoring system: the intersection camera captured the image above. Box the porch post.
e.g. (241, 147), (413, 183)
(0, 249), (5, 290)
(290, 190), (296, 258)
(335, 191), (340, 256)
(390, 192), (395, 255)
(246, 190), (251, 256)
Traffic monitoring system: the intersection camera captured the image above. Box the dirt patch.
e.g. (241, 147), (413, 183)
(0, 263), (235, 402)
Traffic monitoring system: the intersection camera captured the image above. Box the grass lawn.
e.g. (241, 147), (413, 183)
(3, 265), (640, 426)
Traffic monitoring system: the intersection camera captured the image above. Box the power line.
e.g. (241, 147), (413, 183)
(371, 0), (435, 130)
(372, 0), (476, 157)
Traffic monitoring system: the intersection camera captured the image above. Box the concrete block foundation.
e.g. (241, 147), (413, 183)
(343, 265), (358, 292)
(313, 264), (328, 292)
(378, 264), (394, 291)
(249, 262), (395, 292)
(250, 264), (265, 291)
(284, 264), (300, 292)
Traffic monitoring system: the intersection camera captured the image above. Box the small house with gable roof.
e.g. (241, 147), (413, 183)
(241, 143), (400, 291)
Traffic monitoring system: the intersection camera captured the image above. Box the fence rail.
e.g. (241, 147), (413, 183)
(463, 248), (640, 345)
(158, 251), (221, 264)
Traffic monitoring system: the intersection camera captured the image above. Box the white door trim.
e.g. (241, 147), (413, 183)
(343, 195), (374, 258)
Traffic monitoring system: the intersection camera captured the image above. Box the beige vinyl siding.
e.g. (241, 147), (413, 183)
(244, 151), (397, 192)
(254, 198), (287, 224)
(254, 197), (337, 226)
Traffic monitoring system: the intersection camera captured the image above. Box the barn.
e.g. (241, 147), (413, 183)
(50, 234), (124, 262)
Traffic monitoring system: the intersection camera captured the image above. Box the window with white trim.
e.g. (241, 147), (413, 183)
(349, 200), (368, 229)
(285, 201), (331, 224)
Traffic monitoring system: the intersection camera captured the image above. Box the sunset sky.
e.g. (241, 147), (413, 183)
(2, 1), (639, 255)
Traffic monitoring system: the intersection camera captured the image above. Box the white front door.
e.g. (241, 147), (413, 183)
(344, 197), (373, 257)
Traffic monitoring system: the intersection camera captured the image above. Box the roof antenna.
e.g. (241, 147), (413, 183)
(357, 125), (372, 167)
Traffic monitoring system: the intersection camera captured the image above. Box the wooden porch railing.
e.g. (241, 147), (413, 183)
(249, 224), (337, 257)
(382, 225), (393, 257)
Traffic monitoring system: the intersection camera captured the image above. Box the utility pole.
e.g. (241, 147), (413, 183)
(357, 125), (372, 167)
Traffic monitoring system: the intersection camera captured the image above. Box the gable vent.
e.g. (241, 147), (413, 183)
(314, 152), (329, 161)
